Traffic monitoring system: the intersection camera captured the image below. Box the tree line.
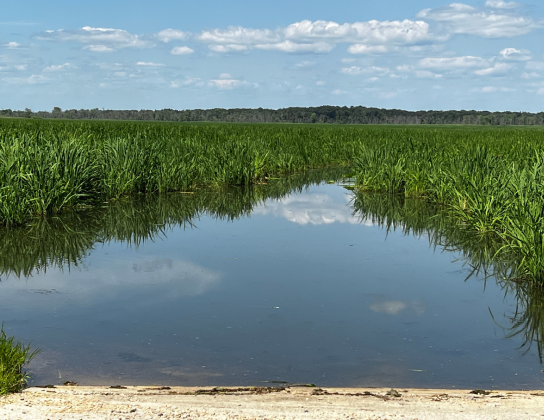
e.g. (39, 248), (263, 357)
(1, 106), (543, 125)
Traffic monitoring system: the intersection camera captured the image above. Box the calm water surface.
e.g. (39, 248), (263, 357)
(0, 173), (542, 389)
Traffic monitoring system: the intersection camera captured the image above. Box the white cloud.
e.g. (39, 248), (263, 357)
(474, 62), (513, 76)
(500, 47), (531, 60)
(316, 80), (325, 86)
(208, 79), (244, 89)
(254, 41), (333, 53)
(3, 41), (21, 49)
(481, 86), (498, 92)
(485, 0), (520, 9)
(208, 44), (248, 53)
(36, 26), (153, 50)
(136, 61), (165, 67)
(199, 26), (280, 45)
(284, 19), (430, 44)
(417, 3), (537, 38)
(332, 89), (347, 95)
(199, 19), (431, 55)
(43, 63), (72, 72)
(419, 56), (488, 70)
(171, 46), (194, 55)
(538, 88), (544, 95)
(208, 74), (249, 90)
(5, 74), (49, 84)
(347, 44), (390, 54)
(474, 86), (515, 92)
(340, 66), (389, 75)
(156, 29), (187, 43)
(294, 60), (316, 68)
(170, 77), (204, 88)
(396, 64), (414, 72)
(84, 45), (114, 52)
(521, 72), (540, 79)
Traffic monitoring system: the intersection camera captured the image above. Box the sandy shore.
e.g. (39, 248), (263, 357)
(1, 386), (544, 419)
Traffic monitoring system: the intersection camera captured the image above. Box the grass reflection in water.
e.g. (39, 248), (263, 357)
(351, 191), (544, 364)
(1, 170), (543, 372)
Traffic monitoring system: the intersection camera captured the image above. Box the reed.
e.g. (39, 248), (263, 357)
(351, 126), (544, 284)
(0, 326), (39, 394)
(3, 119), (544, 282)
(0, 119), (356, 225)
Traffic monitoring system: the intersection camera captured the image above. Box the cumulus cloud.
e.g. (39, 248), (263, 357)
(294, 60), (316, 68)
(284, 19), (431, 44)
(499, 47), (531, 60)
(341, 66), (390, 76)
(4, 74), (49, 84)
(254, 41), (333, 53)
(474, 86), (515, 92)
(136, 61), (164, 67)
(199, 27), (280, 44)
(417, 3), (538, 38)
(198, 19), (431, 55)
(2, 41), (21, 49)
(171, 46), (194, 55)
(36, 26), (153, 50)
(419, 56), (489, 70)
(156, 28), (187, 43)
(43, 63), (72, 72)
(485, 0), (520, 9)
(208, 74), (250, 90)
(347, 44), (390, 54)
(208, 44), (248, 53)
(83, 45), (115, 52)
(170, 77), (204, 88)
(474, 62), (513, 76)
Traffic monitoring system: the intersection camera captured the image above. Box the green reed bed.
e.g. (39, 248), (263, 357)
(3, 119), (544, 282)
(352, 125), (544, 284)
(0, 326), (38, 394)
(0, 119), (358, 225)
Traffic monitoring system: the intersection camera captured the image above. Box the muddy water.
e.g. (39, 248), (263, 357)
(0, 171), (542, 389)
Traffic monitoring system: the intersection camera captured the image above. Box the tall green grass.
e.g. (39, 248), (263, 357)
(351, 126), (544, 284)
(0, 119), (358, 225)
(0, 326), (39, 394)
(3, 119), (544, 283)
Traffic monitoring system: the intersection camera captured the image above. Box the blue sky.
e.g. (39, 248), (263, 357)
(1, 0), (543, 112)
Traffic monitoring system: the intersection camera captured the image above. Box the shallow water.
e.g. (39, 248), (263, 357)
(0, 172), (542, 389)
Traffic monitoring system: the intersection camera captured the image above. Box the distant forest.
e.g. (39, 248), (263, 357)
(2, 106), (544, 125)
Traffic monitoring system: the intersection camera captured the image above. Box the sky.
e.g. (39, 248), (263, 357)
(0, 0), (543, 112)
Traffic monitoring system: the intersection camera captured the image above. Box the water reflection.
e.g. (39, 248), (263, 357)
(254, 193), (362, 226)
(0, 168), (348, 281)
(0, 169), (543, 387)
(351, 191), (544, 364)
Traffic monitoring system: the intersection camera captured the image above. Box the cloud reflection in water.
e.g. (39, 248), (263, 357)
(255, 191), (373, 226)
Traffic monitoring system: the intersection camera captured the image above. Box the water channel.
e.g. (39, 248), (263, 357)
(0, 169), (542, 389)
